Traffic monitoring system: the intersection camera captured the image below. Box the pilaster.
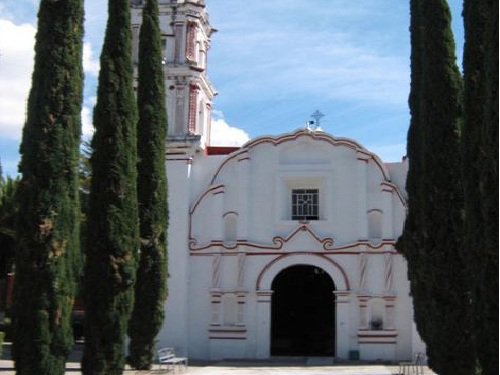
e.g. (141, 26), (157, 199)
(255, 290), (273, 358)
(356, 152), (370, 240)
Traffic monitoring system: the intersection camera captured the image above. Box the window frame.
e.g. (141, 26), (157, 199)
(291, 188), (320, 221)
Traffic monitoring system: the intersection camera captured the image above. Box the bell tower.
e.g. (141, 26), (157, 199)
(131, 0), (217, 148)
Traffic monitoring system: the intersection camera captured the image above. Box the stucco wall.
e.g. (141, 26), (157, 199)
(158, 130), (422, 361)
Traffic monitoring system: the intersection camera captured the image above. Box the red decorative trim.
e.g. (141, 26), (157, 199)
(255, 252), (350, 290)
(187, 84), (199, 134)
(209, 329), (247, 333)
(206, 146), (240, 155)
(358, 330), (398, 338)
(359, 341), (397, 344)
(190, 250), (399, 256)
(189, 184), (224, 248)
(204, 131), (406, 211)
(185, 22), (196, 61)
(166, 158), (193, 162)
(358, 329), (398, 345)
(189, 224), (397, 252)
(190, 184), (224, 215)
(209, 130), (393, 185)
(380, 181), (406, 207)
(208, 326), (247, 340)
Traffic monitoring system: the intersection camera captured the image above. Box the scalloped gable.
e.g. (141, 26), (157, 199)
(210, 129), (393, 185)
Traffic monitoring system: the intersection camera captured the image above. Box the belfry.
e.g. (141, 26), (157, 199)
(131, 0), (425, 362)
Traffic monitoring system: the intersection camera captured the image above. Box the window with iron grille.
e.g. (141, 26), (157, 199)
(291, 189), (319, 220)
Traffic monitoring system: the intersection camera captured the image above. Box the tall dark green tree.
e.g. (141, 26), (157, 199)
(11, 1), (84, 374)
(462, 1), (499, 374)
(128, 0), (169, 369)
(397, 1), (475, 374)
(81, 0), (139, 374)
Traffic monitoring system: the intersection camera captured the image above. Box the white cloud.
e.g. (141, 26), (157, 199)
(0, 19), (35, 139)
(210, 116), (250, 147)
(81, 105), (94, 139)
(0, 20), (99, 141)
(83, 41), (99, 77)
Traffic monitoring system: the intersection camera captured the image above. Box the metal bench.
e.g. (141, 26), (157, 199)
(398, 352), (425, 375)
(158, 347), (188, 372)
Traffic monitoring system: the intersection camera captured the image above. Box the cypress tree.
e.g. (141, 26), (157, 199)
(397, 1), (475, 374)
(396, 0), (429, 345)
(462, 1), (499, 373)
(128, 0), (169, 369)
(11, 1), (84, 374)
(81, 0), (139, 374)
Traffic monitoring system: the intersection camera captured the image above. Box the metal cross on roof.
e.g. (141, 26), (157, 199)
(310, 110), (325, 128)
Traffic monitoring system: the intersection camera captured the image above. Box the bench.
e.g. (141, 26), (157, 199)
(398, 352), (425, 375)
(158, 347), (188, 373)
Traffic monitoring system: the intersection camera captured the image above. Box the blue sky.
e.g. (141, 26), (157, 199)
(0, 0), (464, 177)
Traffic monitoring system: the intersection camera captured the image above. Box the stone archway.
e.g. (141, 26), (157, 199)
(271, 265), (335, 356)
(254, 254), (351, 359)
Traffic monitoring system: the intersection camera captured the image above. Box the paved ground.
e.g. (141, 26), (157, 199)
(0, 343), (437, 374)
(0, 361), (437, 375)
(0, 359), (437, 375)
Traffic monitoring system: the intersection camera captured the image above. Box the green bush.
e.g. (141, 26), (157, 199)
(0, 331), (5, 358)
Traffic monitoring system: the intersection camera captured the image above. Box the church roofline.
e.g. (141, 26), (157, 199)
(206, 146), (240, 155)
(209, 128), (393, 184)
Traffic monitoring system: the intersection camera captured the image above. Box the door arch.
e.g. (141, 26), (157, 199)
(270, 265), (335, 356)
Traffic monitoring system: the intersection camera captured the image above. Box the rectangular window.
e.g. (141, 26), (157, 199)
(291, 189), (319, 220)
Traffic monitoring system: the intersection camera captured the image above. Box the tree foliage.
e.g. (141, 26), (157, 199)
(11, 0), (84, 374)
(81, 0), (139, 373)
(397, 1), (475, 374)
(128, 0), (169, 369)
(0, 174), (19, 279)
(462, 1), (499, 373)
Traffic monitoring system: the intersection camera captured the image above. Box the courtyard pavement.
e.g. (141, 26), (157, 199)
(0, 343), (437, 374)
(0, 360), (438, 375)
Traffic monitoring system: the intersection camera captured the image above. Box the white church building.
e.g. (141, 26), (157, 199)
(131, 0), (425, 362)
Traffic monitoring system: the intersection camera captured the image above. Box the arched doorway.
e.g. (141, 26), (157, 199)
(271, 265), (335, 356)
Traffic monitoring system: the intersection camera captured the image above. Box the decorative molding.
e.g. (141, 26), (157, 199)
(185, 21), (197, 62)
(256, 290), (273, 303)
(189, 221), (398, 252)
(209, 130), (398, 193)
(187, 84), (199, 133)
(380, 181), (406, 205)
(211, 254), (221, 289)
(358, 329), (398, 344)
(384, 253), (393, 292)
(359, 253), (368, 290)
(208, 326), (247, 340)
(255, 252), (350, 291)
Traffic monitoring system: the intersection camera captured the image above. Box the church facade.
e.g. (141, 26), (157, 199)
(131, 0), (424, 362)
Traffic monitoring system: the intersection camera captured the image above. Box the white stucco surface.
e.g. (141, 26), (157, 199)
(158, 130), (423, 362)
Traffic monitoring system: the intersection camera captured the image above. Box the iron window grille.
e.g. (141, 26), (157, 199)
(291, 189), (319, 220)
